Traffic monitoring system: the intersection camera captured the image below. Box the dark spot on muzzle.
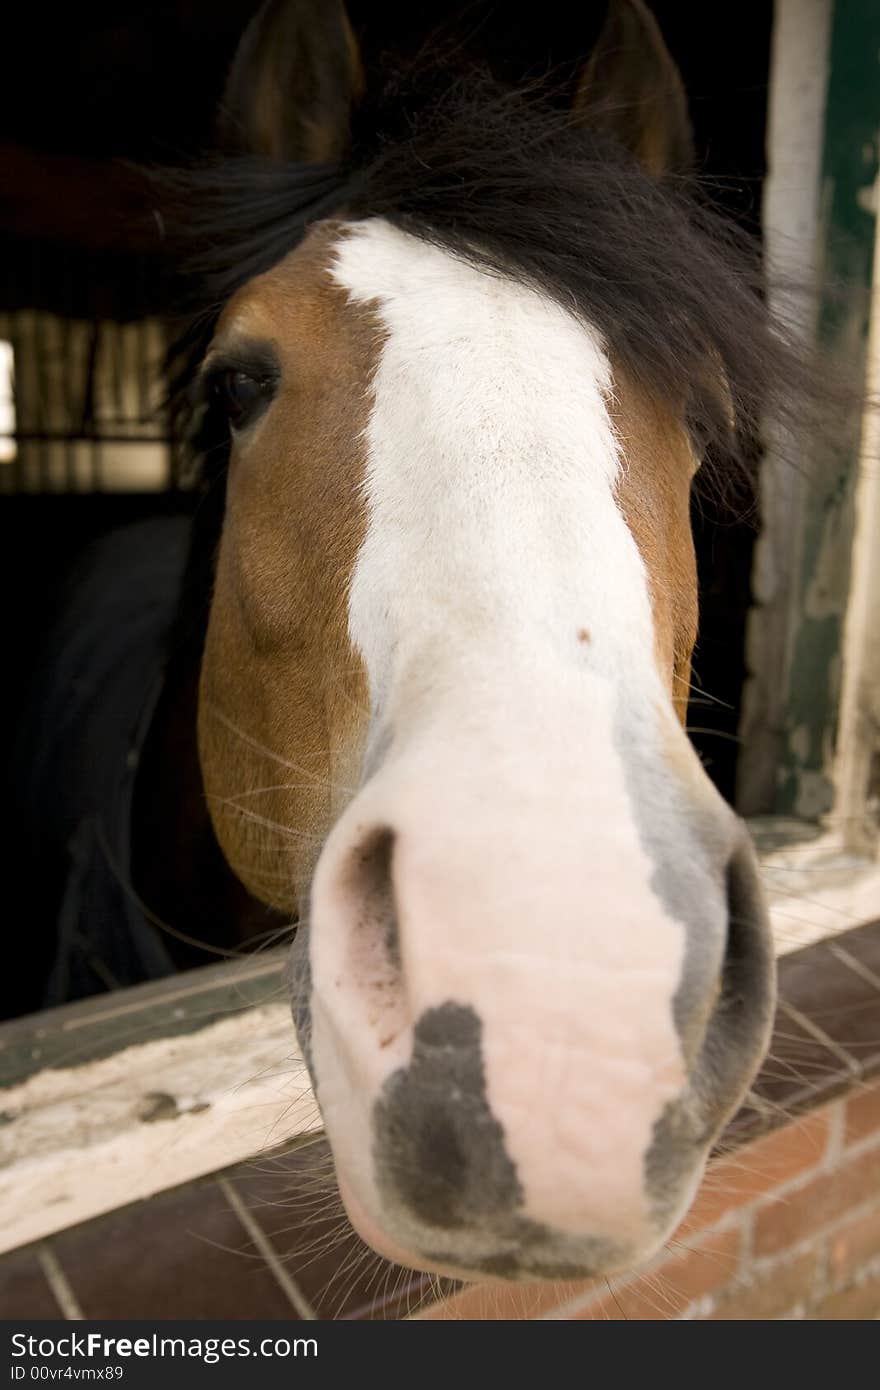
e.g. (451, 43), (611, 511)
(373, 1002), (627, 1276)
(373, 1002), (522, 1229)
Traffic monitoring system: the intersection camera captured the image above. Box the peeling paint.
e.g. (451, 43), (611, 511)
(790, 724), (811, 763)
(138, 1092), (181, 1124)
(775, 0), (880, 820)
(0, 1001), (320, 1254)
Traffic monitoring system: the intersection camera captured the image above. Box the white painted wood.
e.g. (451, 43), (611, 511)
(833, 161), (880, 856)
(738, 0), (833, 814)
(0, 1000), (320, 1255)
(758, 825), (880, 952)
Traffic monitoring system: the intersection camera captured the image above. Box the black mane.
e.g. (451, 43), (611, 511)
(166, 71), (835, 484)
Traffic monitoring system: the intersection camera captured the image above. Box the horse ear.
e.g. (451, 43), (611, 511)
(574, 0), (693, 178)
(219, 0), (363, 162)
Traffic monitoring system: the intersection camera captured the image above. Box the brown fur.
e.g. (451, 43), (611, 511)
(220, 0), (364, 163)
(198, 224), (382, 914)
(575, 0), (694, 178)
(611, 368), (699, 724)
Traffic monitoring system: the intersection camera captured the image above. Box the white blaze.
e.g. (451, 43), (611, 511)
(314, 218), (693, 1247)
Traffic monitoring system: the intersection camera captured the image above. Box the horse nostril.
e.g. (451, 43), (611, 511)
(340, 826), (406, 1047)
(720, 838), (774, 1024)
(354, 827), (400, 964)
(694, 832), (776, 1128)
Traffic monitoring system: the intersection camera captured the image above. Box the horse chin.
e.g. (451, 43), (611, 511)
(335, 1165), (696, 1286)
(335, 1174), (474, 1282)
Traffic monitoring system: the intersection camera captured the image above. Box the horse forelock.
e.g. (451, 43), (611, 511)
(170, 72), (828, 508)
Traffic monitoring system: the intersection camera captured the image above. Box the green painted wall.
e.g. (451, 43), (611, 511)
(776, 0), (880, 817)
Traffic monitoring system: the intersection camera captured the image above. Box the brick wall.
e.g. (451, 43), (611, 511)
(418, 1080), (880, 1319)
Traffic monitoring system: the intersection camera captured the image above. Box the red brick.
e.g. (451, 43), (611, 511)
(754, 1143), (880, 1257)
(811, 1276), (880, 1319)
(677, 1109), (832, 1236)
(417, 1277), (595, 1320)
(569, 1227), (741, 1321)
(845, 1082), (880, 1148)
(704, 1250), (820, 1320)
(828, 1203), (880, 1286)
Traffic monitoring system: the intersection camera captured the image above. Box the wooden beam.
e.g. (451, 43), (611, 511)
(1, 142), (164, 254)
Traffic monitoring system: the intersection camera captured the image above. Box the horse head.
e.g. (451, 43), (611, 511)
(194, 0), (776, 1280)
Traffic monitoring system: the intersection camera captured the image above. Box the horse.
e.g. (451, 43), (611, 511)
(15, 0), (812, 1283)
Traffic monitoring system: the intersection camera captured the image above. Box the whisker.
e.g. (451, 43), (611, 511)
(202, 700), (356, 795)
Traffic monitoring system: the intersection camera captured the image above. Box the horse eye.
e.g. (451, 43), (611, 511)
(211, 368), (275, 431)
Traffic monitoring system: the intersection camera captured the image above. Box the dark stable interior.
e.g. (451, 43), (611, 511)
(0, 1), (773, 1019)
